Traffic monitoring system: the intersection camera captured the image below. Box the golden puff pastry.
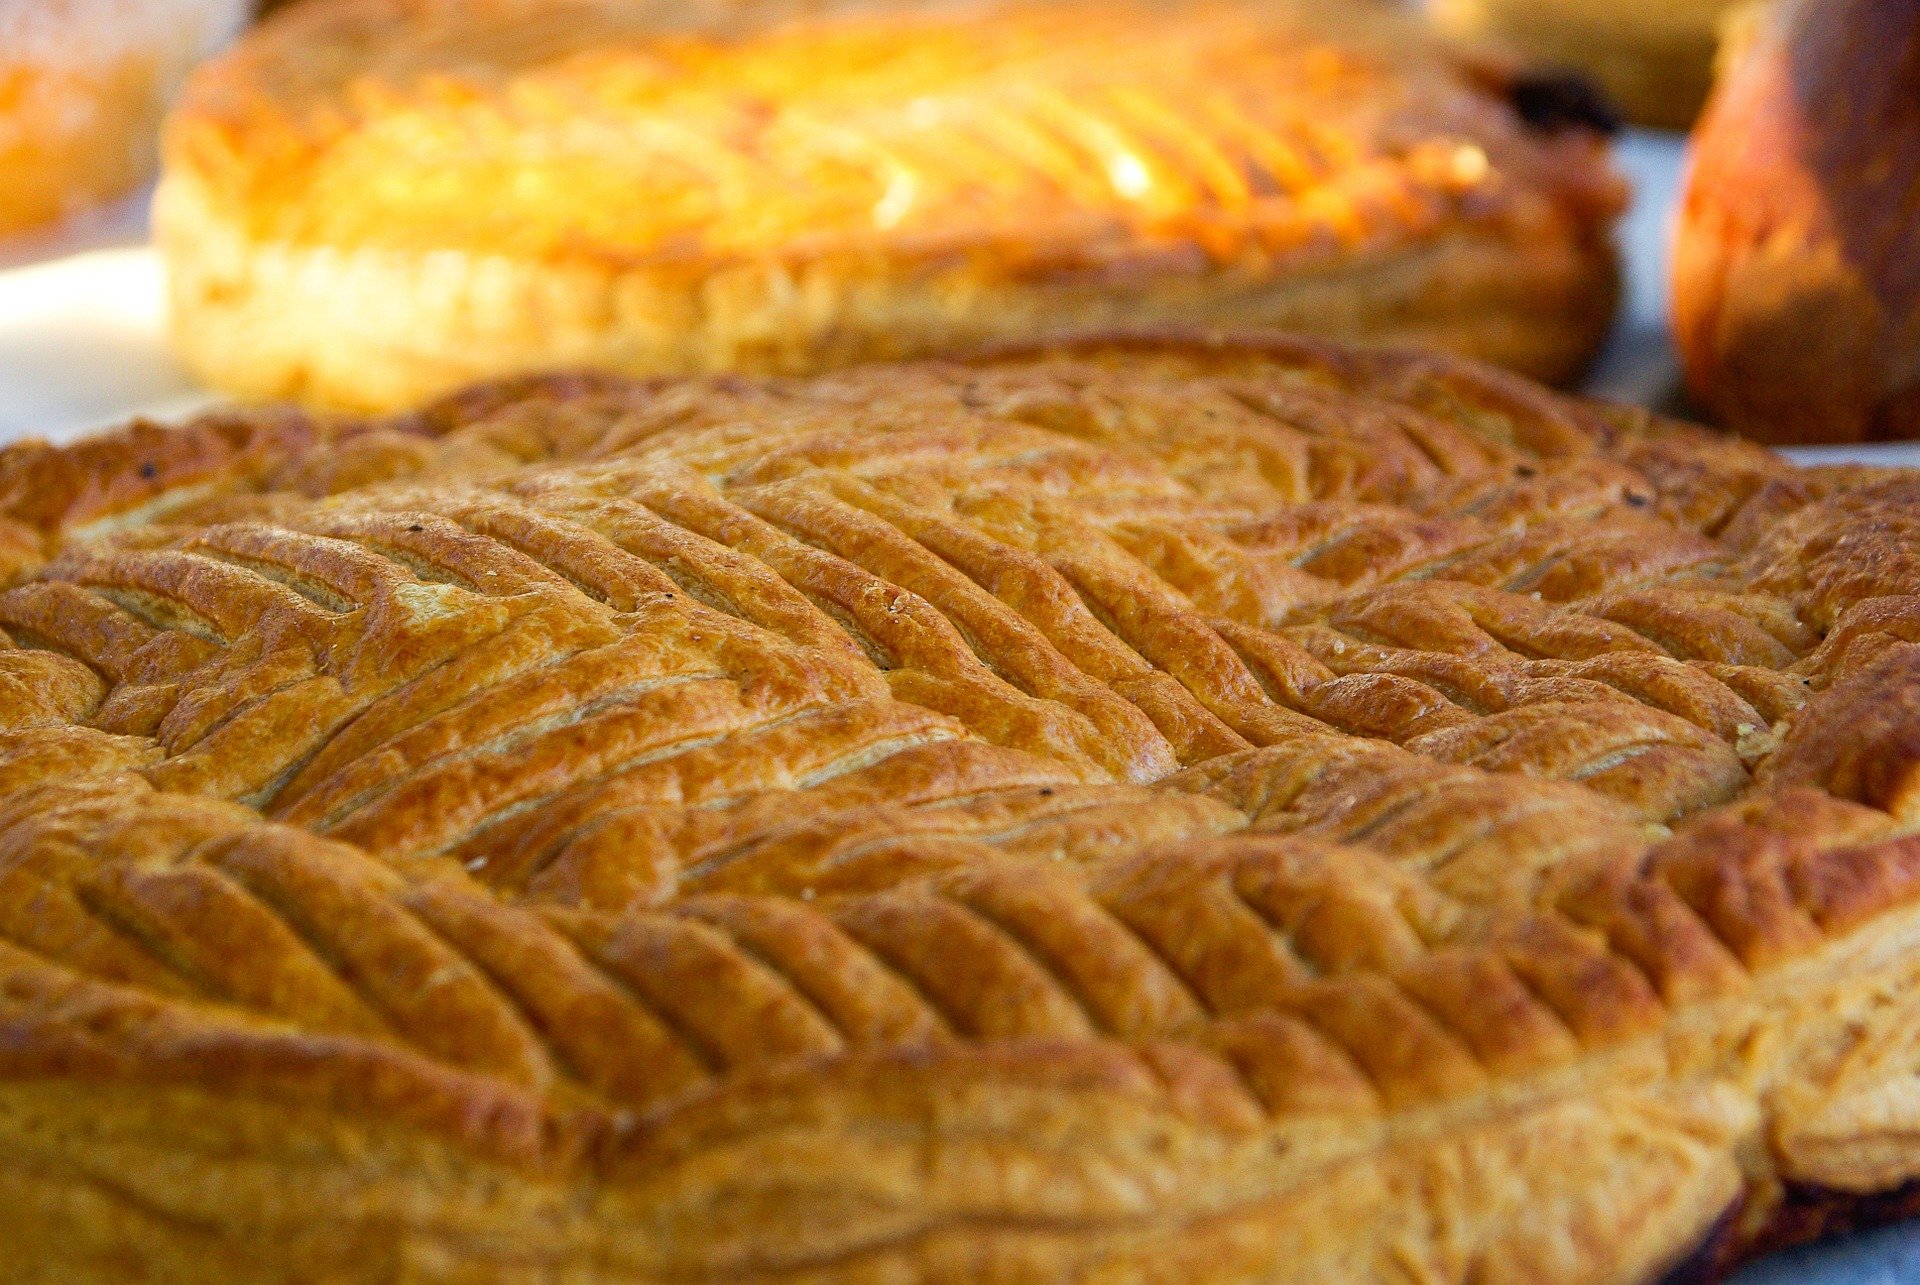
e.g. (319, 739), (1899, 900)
(155, 0), (1626, 412)
(4, 332), (1920, 1280)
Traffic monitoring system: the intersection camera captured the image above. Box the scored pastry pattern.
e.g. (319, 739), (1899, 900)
(3, 335), (1920, 1279)
(181, 0), (1591, 266)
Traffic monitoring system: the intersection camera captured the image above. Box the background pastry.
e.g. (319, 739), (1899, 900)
(1426, 0), (1743, 129)
(1672, 0), (1920, 445)
(157, 0), (1626, 411)
(0, 0), (246, 239)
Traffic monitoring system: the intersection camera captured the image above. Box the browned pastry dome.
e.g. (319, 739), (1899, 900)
(4, 332), (1920, 1280)
(156, 0), (1625, 411)
(1672, 0), (1920, 445)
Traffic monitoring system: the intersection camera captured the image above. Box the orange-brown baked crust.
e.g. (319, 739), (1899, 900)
(4, 331), (1920, 1281)
(156, 0), (1624, 410)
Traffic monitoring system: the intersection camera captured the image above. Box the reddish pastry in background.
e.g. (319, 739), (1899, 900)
(1672, 0), (1920, 445)
(0, 0), (246, 239)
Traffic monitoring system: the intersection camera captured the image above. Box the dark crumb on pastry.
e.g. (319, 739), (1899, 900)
(1508, 69), (1624, 136)
(138, 461), (158, 480)
(1654, 1196), (1745, 1284)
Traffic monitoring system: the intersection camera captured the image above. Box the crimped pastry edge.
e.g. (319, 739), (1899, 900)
(16, 877), (1920, 1283)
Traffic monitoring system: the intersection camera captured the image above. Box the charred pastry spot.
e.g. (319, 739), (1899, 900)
(138, 461), (158, 481)
(1507, 69), (1623, 136)
(1625, 491), (1652, 508)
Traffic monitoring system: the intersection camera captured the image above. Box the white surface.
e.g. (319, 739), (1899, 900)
(0, 0), (247, 66)
(1587, 132), (1690, 409)
(0, 191), (214, 443)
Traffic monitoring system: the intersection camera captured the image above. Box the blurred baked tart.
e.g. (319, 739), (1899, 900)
(0, 0), (246, 238)
(1428, 0), (1742, 130)
(5, 331), (1920, 1279)
(156, 0), (1625, 410)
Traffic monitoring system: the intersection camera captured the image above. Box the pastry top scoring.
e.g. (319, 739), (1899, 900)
(2, 334), (1920, 1271)
(165, 0), (1622, 269)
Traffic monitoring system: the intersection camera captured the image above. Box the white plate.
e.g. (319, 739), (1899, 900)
(0, 244), (216, 442)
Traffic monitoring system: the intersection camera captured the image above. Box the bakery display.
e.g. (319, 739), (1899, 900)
(0, 0), (246, 239)
(1426, 0), (1742, 130)
(155, 0), (1626, 412)
(1672, 0), (1920, 446)
(4, 330), (1920, 1279)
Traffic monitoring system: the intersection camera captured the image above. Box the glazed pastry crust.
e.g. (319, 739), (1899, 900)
(5, 331), (1920, 1281)
(156, 0), (1624, 410)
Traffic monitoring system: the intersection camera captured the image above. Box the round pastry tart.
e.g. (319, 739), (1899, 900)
(5, 331), (1920, 1279)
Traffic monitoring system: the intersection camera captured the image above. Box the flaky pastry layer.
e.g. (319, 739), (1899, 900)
(3, 333), (1920, 1280)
